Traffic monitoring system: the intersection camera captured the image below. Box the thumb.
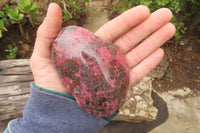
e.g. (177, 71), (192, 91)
(32, 3), (63, 59)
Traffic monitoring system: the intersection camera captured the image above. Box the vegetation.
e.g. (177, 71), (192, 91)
(8, 8), (24, 37)
(17, 0), (39, 26)
(0, 0), (39, 59)
(0, 4), (10, 38)
(5, 44), (18, 59)
(0, 0), (92, 59)
(109, 0), (200, 39)
(0, 0), (39, 39)
(0, 4), (10, 24)
(0, 20), (7, 38)
(167, 74), (173, 82)
(62, 0), (84, 21)
(59, 0), (89, 23)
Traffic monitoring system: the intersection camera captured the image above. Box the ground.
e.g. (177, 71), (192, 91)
(153, 34), (200, 93)
(0, 24), (36, 60)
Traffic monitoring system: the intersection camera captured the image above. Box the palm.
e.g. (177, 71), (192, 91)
(30, 3), (175, 93)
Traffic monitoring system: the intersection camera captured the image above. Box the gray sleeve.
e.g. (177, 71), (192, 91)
(8, 83), (108, 133)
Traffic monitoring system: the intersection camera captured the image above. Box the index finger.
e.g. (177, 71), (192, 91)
(95, 5), (150, 42)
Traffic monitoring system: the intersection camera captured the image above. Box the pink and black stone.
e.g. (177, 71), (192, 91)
(51, 26), (129, 116)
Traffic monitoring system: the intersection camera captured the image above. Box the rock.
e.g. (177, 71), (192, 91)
(148, 58), (169, 79)
(179, 40), (184, 46)
(168, 87), (192, 97)
(186, 45), (192, 51)
(18, 43), (30, 57)
(51, 26), (129, 116)
(113, 76), (158, 122)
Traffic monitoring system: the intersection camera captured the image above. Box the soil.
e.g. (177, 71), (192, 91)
(0, 17), (87, 61)
(153, 31), (200, 93)
(0, 24), (36, 60)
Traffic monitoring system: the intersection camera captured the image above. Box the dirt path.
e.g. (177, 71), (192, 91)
(83, 0), (109, 33)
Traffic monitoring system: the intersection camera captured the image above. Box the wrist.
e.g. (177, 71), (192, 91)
(34, 79), (68, 93)
(33, 81), (75, 100)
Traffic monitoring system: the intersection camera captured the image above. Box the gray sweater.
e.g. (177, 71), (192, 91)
(4, 82), (119, 133)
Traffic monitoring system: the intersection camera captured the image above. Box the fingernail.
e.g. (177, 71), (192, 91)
(47, 3), (54, 16)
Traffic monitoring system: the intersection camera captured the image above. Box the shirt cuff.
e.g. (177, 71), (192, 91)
(8, 82), (109, 133)
(32, 82), (119, 121)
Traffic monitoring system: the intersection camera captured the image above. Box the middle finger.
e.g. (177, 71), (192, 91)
(114, 8), (173, 54)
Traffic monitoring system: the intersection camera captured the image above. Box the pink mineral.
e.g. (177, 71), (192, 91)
(51, 26), (129, 116)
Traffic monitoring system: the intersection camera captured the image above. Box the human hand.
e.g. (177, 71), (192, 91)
(30, 3), (175, 93)
(95, 5), (176, 87)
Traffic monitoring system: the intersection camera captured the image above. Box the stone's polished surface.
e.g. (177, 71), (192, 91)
(51, 26), (129, 116)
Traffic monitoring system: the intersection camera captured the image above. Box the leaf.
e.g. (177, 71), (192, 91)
(2, 27), (7, 31)
(19, 14), (24, 20)
(0, 20), (7, 32)
(0, 20), (4, 28)
(75, 6), (80, 11)
(0, 11), (5, 17)
(8, 9), (24, 23)
(5, 49), (10, 52)
(167, 74), (173, 81)
(2, 4), (10, 11)
(5, 44), (18, 59)
(31, 13), (36, 20)
(63, 9), (73, 20)
(30, 2), (39, 11)
(6, 53), (16, 59)
(8, 44), (13, 50)
(0, 30), (2, 38)
(17, 1), (24, 10)
(69, 0), (76, 7)
(24, 0), (31, 6)
(18, 0), (31, 8)
(2, 18), (9, 25)
(8, 9), (19, 19)
(18, 0), (33, 13)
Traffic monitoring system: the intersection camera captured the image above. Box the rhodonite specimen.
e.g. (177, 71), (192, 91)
(51, 26), (129, 116)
